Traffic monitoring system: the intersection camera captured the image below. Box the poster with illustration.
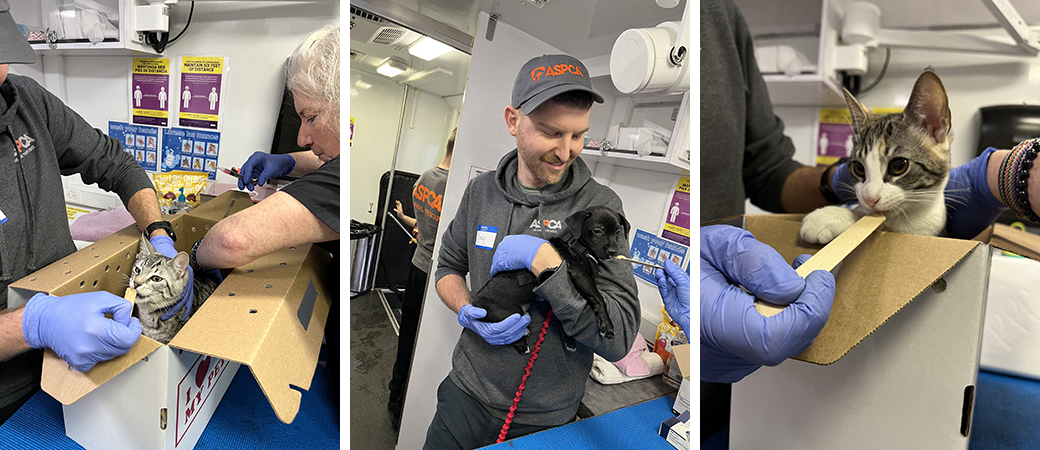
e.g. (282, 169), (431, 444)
(628, 229), (688, 285)
(108, 121), (160, 172)
(130, 58), (171, 127)
(161, 127), (220, 180)
(178, 56), (227, 130)
(660, 176), (690, 246)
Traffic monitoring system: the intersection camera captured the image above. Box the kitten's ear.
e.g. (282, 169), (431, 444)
(172, 252), (190, 276)
(139, 234), (155, 255)
(843, 88), (871, 133)
(904, 69), (951, 144)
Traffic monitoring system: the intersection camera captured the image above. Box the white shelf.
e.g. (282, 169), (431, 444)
(582, 150), (689, 175)
(762, 74), (846, 107)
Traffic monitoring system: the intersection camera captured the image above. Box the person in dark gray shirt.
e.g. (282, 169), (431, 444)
(388, 127), (455, 430)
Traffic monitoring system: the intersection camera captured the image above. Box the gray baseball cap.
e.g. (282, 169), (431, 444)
(512, 54), (603, 113)
(0, 0), (35, 65)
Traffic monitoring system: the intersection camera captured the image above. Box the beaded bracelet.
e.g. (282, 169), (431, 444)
(997, 139), (1040, 223)
(189, 238), (209, 273)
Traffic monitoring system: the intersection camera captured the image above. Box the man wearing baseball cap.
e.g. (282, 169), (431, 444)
(0, 1), (178, 424)
(425, 54), (639, 448)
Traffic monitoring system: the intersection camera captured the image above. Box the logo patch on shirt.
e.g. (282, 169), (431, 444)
(528, 218), (563, 232)
(12, 133), (36, 161)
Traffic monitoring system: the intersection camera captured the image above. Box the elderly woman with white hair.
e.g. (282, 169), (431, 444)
(191, 21), (340, 273)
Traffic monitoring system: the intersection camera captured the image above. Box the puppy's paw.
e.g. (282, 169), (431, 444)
(800, 206), (857, 244)
(600, 329), (615, 340)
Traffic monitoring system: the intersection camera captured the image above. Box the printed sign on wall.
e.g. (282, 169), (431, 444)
(161, 127), (220, 180)
(178, 56), (226, 130)
(108, 121), (160, 172)
(130, 58), (171, 127)
(629, 228), (688, 285)
(661, 176), (690, 246)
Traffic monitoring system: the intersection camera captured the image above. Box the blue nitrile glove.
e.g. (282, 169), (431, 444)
(654, 260), (690, 338)
(457, 304), (532, 346)
(238, 151), (296, 191)
(700, 225), (836, 384)
(489, 234), (549, 276)
(22, 292), (142, 372)
(945, 147), (1008, 239)
(149, 235), (178, 258)
(830, 161), (857, 203)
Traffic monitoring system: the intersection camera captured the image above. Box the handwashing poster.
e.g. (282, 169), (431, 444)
(108, 121), (159, 172)
(629, 228), (689, 285)
(161, 127), (220, 180)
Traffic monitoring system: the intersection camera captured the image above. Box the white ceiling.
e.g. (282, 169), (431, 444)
(349, 0), (688, 99)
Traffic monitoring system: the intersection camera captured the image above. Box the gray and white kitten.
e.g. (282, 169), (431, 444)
(800, 69), (952, 244)
(130, 235), (218, 344)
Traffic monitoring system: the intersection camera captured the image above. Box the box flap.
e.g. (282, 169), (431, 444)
(168, 244), (332, 423)
(745, 215), (980, 365)
(988, 223), (1040, 261)
(184, 190), (253, 222)
(41, 338), (163, 405)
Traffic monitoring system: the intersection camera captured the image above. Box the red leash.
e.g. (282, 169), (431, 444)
(496, 309), (553, 443)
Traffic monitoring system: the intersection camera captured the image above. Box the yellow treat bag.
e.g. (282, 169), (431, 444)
(153, 171), (208, 214)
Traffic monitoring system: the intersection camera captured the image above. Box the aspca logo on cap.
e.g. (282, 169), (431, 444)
(531, 64), (584, 82)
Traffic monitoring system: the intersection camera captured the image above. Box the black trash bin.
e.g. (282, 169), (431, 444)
(349, 220), (381, 295)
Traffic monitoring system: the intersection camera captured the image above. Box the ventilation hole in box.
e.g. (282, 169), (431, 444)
(116, 265), (121, 272)
(126, 252), (130, 259)
(79, 281), (84, 287)
(30, 277), (35, 281)
(205, 225), (211, 230)
(174, 223), (180, 228)
(228, 292), (236, 296)
(63, 261), (68, 265)
(279, 262), (287, 266)
(265, 284), (272, 289)
(289, 247), (296, 250)
(931, 277), (947, 294)
(119, 241), (124, 245)
(143, 356), (149, 363)
(91, 247), (96, 251)
(961, 385), (975, 436)
(246, 269), (254, 273)
(191, 227), (197, 232)
(94, 255), (99, 258)
(160, 408), (167, 430)
(92, 280), (98, 287)
(249, 309), (257, 314)
(105, 265), (110, 272)
(64, 271), (71, 275)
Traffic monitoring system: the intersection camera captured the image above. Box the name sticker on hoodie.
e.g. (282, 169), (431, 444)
(475, 225), (497, 250)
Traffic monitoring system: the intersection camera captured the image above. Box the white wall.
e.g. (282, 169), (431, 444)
(9, 2), (339, 208)
(348, 67), (460, 223)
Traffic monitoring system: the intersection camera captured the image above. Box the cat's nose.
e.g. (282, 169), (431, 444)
(864, 197), (879, 208)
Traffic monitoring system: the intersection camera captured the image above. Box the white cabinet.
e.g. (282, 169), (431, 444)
(10, 0), (161, 56)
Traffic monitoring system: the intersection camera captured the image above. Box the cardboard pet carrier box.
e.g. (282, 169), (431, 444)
(7, 191), (333, 450)
(713, 214), (1040, 450)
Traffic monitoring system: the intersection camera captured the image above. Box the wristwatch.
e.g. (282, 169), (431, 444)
(537, 266), (560, 285)
(145, 220), (176, 242)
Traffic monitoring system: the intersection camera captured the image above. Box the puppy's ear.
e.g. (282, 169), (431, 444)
(617, 211), (631, 237)
(561, 210), (590, 243)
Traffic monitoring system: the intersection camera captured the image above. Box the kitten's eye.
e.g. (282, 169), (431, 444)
(887, 157), (909, 176)
(850, 161), (865, 179)
(150, 275), (162, 283)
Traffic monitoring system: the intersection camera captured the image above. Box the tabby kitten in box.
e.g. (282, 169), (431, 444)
(800, 69), (952, 244)
(129, 235), (219, 344)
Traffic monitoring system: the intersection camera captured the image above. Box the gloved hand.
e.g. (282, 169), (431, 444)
(238, 151), (296, 191)
(829, 161), (857, 203)
(22, 292), (142, 372)
(945, 147), (1007, 239)
(700, 225), (836, 384)
(149, 235), (177, 258)
(654, 260), (690, 338)
(160, 264), (196, 322)
(489, 234), (549, 276)
(457, 304), (532, 346)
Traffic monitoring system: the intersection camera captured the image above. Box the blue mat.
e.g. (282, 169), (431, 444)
(701, 370), (1040, 450)
(0, 364), (339, 449)
(481, 395), (679, 450)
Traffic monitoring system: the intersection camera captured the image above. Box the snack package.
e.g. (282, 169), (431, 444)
(153, 171), (208, 214)
(654, 305), (682, 364)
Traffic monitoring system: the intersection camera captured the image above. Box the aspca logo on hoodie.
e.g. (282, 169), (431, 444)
(12, 133), (36, 161)
(529, 218), (563, 232)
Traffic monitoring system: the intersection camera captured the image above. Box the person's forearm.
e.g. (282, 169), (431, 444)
(288, 151), (323, 177)
(986, 149), (1040, 217)
(781, 165), (831, 213)
(400, 215), (417, 229)
(126, 188), (169, 238)
(436, 274), (473, 315)
(0, 307), (31, 363)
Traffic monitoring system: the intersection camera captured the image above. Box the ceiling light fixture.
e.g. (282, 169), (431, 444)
(408, 36), (452, 61)
(376, 56), (409, 78)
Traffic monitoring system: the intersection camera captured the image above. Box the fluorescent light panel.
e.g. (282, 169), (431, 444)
(376, 56), (408, 78)
(408, 36), (452, 61)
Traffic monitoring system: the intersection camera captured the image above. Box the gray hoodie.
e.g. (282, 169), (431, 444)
(0, 74), (153, 410)
(436, 149), (640, 426)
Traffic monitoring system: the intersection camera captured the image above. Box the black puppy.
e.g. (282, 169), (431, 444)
(472, 206), (630, 354)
